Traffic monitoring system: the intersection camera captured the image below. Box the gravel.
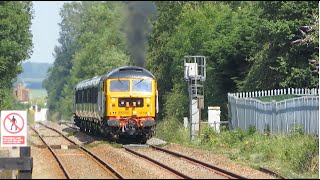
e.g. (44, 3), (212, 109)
(133, 147), (228, 179)
(55, 149), (115, 179)
(146, 137), (167, 146)
(27, 126), (67, 179)
(90, 144), (178, 179)
(29, 121), (277, 179)
(162, 143), (276, 179)
(31, 146), (66, 179)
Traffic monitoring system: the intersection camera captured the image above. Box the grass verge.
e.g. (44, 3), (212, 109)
(155, 118), (319, 179)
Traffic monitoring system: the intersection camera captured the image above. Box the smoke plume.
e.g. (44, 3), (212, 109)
(123, 1), (157, 67)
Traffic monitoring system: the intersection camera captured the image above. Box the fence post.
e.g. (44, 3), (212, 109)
(271, 100), (276, 134)
(17, 147), (32, 179)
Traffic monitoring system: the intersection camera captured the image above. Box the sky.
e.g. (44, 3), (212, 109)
(26, 1), (68, 64)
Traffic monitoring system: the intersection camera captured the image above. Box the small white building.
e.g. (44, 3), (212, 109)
(34, 107), (47, 122)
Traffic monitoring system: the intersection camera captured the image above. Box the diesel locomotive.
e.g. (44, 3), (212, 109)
(73, 66), (158, 143)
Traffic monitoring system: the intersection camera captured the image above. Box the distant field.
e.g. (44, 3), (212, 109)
(29, 89), (47, 99)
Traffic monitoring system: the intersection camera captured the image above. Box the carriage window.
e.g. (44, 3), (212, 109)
(132, 79), (152, 92)
(110, 80), (130, 92)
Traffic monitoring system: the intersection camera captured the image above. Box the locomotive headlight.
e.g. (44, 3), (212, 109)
(112, 98), (115, 102)
(120, 101), (125, 105)
(146, 98), (150, 103)
(137, 100), (141, 105)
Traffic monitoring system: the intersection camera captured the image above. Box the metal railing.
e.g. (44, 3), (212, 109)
(227, 88), (319, 135)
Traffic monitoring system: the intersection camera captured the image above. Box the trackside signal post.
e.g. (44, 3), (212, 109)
(184, 56), (206, 141)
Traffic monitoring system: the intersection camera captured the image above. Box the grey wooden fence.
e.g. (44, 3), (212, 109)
(0, 147), (33, 179)
(227, 88), (319, 135)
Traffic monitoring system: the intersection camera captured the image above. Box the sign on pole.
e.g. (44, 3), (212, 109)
(1, 110), (27, 147)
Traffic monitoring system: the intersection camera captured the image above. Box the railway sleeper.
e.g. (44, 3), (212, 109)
(50, 145), (80, 149)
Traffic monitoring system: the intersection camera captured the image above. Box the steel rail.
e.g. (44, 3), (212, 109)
(29, 125), (72, 179)
(123, 146), (192, 179)
(150, 145), (247, 179)
(37, 122), (124, 179)
(259, 167), (287, 179)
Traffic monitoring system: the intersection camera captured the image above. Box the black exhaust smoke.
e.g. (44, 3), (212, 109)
(123, 1), (157, 67)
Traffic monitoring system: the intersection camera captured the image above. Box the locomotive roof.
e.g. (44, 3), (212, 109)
(75, 75), (103, 90)
(103, 66), (156, 79)
(75, 66), (155, 90)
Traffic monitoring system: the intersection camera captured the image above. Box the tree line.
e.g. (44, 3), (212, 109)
(0, 2), (317, 123)
(148, 1), (318, 121)
(0, 2), (33, 110)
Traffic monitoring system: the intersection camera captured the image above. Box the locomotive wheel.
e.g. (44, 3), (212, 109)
(79, 120), (84, 131)
(94, 123), (100, 136)
(140, 138), (147, 144)
(136, 135), (148, 144)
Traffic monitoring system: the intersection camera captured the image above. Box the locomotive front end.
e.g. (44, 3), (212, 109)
(104, 67), (158, 139)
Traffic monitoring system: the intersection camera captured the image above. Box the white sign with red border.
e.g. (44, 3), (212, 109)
(1, 110), (27, 147)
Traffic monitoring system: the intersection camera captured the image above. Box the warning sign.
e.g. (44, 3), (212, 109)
(1, 110), (27, 147)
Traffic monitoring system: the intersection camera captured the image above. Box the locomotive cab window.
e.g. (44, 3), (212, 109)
(110, 79), (130, 92)
(132, 79), (152, 92)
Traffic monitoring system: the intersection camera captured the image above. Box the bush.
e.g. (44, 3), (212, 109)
(155, 116), (190, 144)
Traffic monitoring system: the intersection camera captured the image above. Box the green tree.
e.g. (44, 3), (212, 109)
(0, 1), (33, 110)
(147, 1), (184, 119)
(45, 2), (130, 119)
(239, 1), (319, 91)
(158, 2), (260, 120)
(43, 2), (83, 119)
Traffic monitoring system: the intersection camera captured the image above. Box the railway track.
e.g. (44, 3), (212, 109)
(149, 145), (247, 179)
(29, 122), (124, 179)
(52, 121), (284, 179)
(123, 145), (247, 179)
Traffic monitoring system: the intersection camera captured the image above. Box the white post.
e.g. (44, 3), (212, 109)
(208, 106), (221, 133)
(184, 117), (188, 129)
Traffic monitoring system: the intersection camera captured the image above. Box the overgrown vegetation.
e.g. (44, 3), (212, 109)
(155, 120), (319, 179)
(256, 94), (301, 102)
